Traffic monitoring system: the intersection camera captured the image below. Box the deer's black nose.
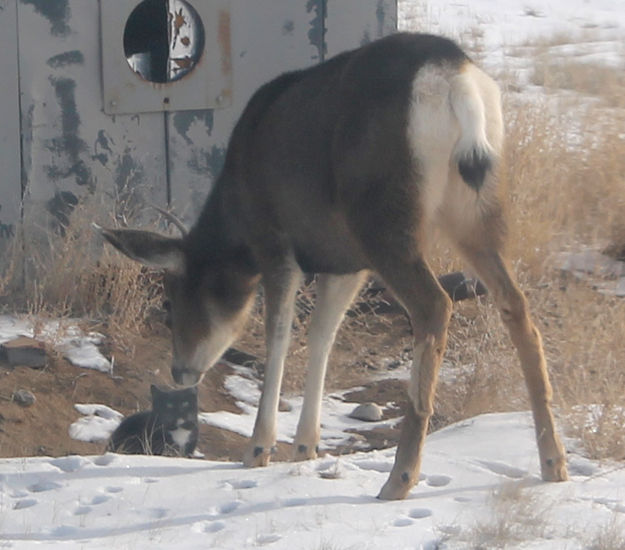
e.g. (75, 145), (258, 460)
(171, 366), (200, 387)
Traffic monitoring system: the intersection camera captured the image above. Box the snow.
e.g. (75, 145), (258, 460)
(0, 315), (112, 373)
(1, 412), (624, 549)
(2, 1), (625, 548)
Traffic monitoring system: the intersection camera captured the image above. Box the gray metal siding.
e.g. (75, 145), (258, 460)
(1, 0), (397, 259)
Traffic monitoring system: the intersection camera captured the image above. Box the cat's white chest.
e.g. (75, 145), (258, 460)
(169, 427), (192, 448)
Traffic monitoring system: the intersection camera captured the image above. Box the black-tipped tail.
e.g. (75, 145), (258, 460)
(458, 148), (492, 191)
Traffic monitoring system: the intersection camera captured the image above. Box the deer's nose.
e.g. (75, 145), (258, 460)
(171, 366), (200, 387)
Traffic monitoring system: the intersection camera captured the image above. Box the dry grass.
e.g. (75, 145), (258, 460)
(532, 60), (625, 108)
(446, 481), (550, 548)
(0, 196), (164, 345)
(586, 516), (625, 550)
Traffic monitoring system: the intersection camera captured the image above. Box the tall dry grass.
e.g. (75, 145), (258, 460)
(0, 197), (165, 344)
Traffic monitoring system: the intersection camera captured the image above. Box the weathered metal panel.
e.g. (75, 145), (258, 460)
(0, 0), (21, 254)
(167, 0), (326, 221)
(100, 0), (233, 115)
(325, 0), (397, 56)
(17, 0), (168, 249)
(6, 0), (397, 250)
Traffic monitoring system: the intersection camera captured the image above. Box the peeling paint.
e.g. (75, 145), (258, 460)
(46, 77), (92, 188)
(376, 0), (386, 38)
(47, 50), (84, 69)
(188, 145), (225, 180)
(21, 0), (70, 37)
(0, 205), (16, 239)
(283, 20), (295, 36)
(114, 149), (145, 213)
(306, 0), (325, 61)
(46, 190), (78, 235)
(173, 111), (214, 146)
(93, 130), (114, 166)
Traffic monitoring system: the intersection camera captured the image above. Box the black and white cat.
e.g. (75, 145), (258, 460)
(108, 384), (198, 457)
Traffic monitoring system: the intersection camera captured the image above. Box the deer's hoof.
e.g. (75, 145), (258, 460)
(293, 443), (318, 462)
(541, 454), (569, 482)
(377, 472), (415, 501)
(243, 445), (275, 467)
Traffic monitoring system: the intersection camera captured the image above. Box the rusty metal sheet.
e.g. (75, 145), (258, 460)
(100, 0), (232, 115)
(0, 0), (21, 255)
(17, 0), (168, 249)
(167, 0), (326, 222)
(325, 0), (397, 56)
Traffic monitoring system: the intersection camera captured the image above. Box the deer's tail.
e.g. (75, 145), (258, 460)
(449, 66), (496, 191)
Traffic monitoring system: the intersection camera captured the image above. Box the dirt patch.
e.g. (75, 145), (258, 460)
(0, 314), (411, 461)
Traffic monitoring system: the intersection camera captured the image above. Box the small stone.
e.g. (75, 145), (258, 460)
(0, 337), (47, 368)
(349, 402), (383, 422)
(13, 389), (36, 407)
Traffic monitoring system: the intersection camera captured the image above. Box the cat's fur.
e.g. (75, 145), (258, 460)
(108, 384), (198, 456)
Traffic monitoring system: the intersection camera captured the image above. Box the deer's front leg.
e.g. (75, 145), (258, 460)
(293, 272), (366, 461)
(244, 261), (301, 467)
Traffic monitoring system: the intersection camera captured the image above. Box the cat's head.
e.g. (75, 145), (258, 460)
(151, 384), (198, 429)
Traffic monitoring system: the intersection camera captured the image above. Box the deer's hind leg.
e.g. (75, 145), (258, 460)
(458, 242), (568, 482)
(343, 179), (453, 501)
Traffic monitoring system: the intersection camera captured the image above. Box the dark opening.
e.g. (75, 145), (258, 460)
(123, 0), (205, 83)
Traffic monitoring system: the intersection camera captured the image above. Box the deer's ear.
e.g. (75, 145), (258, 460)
(97, 226), (185, 274)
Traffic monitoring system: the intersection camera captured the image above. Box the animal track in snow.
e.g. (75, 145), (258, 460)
(49, 456), (88, 473)
(13, 498), (37, 510)
(28, 480), (63, 493)
(148, 508), (169, 519)
(74, 505), (92, 516)
(192, 520), (226, 533)
(226, 479), (258, 490)
(476, 460), (526, 479)
(93, 454), (116, 467)
(219, 501), (241, 514)
(256, 533), (282, 545)
(90, 494), (111, 505)
(425, 474), (451, 487)
(409, 508), (433, 519)
(393, 507), (433, 527)
(105, 486), (124, 493)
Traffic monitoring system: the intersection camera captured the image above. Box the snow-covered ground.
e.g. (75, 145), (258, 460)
(2, 1), (625, 548)
(1, 412), (622, 549)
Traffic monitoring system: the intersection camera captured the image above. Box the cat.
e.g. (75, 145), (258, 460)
(108, 384), (198, 457)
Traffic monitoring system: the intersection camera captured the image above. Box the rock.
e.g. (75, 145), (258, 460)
(13, 389), (36, 407)
(0, 337), (47, 368)
(349, 402), (383, 422)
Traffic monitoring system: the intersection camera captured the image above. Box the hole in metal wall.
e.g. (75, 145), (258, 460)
(123, 0), (205, 83)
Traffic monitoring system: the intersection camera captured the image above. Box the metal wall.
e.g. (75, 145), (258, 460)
(0, 0), (397, 258)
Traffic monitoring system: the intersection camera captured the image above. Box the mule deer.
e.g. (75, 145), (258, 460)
(100, 33), (568, 499)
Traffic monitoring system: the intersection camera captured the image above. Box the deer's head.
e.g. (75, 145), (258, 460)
(99, 226), (258, 386)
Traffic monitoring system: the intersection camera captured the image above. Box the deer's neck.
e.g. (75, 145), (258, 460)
(185, 178), (257, 277)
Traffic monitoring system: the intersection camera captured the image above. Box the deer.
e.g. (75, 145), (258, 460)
(99, 32), (568, 500)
